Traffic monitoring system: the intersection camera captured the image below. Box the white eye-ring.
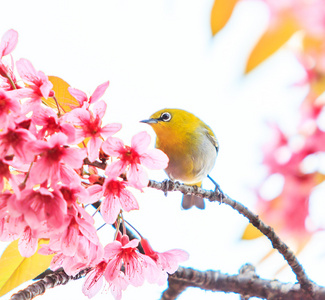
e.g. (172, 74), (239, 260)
(160, 112), (172, 122)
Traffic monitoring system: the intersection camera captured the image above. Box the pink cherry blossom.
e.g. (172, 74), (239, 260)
(0, 192), (21, 241)
(27, 132), (86, 184)
(83, 264), (129, 300)
(0, 121), (36, 162)
(102, 131), (169, 189)
(104, 235), (160, 286)
(86, 176), (138, 224)
(40, 233), (104, 276)
(68, 81), (109, 108)
(262, 0), (325, 36)
(0, 29), (18, 80)
(16, 58), (54, 112)
(141, 238), (189, 284)
(18, 226), (40, 257)
(82, 261), (107, 298)
(66, 100), (121, 162)
(0, 89), (21, 128)
(9, 186), (67, 231)
(32, 106), (76, 142)
(0, 29), (18, 58)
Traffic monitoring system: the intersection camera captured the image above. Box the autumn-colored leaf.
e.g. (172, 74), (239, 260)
(245, 13), (299, 73)
(210, 0), (239, 36)
(42, 76), (79, 114)
(0, 239), (53, 297)
(241, 222), (264, 240)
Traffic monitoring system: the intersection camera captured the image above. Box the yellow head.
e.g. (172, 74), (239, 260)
(140, 108), (203, 140)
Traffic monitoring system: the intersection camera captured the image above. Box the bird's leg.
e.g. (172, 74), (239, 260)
(207, 175), (226, 203)
(161, 179), (173, 196)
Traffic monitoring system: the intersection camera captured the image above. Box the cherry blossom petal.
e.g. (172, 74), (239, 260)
(89, 81), (109, 104)
(105, 160), (127, 178)
(100, 123), (122, 139)
(110, 272), (129, 300)
(127, 164), (148, 189)
(105, 257), (122, 282)
(121, 238), (140, 249)
(62, 147), (86, 169)
(38, 71), (53, 99)
(18, 227), (38, 257)
(140, 148), (169, 169)
(0, 29), (18, 57)
(16, 58), (38, 84)
(92, 100), (107, 119)
(119, 188), (139, 212)
(158, 249), (189, 273)
(101, 194), (121, 224)
(104, 241), (123, 258)
(102, 137), (125, 157)
(131, 131), (151, 154)
(86, 185), (104, 204)
(78, 218), (99, 245)
(67, 107), (90, 125)
(68, 87), (88, 105)
(87, 136), (102, 162)
(82, 267), (104, 298)
(61, 224), (79, 256)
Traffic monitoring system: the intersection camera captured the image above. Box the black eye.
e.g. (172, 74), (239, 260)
(160, 112), (172, 122)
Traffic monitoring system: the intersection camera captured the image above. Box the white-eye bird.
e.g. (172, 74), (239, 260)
(141, 108), (219, 209)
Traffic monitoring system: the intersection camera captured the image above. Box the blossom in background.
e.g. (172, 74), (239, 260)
(262, 0), (325, 36)
(66, 100), (121, 162)
(102, 131), (169, 189)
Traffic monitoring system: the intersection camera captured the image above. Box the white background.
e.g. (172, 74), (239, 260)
(1, 0), (325, 299)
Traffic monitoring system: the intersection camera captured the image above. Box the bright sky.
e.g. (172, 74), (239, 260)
(1, 0), (324, 300)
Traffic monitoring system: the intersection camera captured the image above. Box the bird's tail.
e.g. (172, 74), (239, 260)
(182, 194), (205, 210)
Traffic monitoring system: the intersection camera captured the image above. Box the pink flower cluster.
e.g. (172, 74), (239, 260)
(250, 0), (325, 241)
(256, 94), (325, 240)
(0, 29), (187, 299)
(261, 0), (325, 37)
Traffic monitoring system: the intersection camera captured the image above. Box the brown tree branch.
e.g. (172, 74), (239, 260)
(148, 179), (315, 297)
(161, 265), (324, 300)
(9, 269), (89, 300)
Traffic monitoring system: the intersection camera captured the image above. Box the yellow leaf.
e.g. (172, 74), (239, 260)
(210, 0), (239, 36)
(0, 239), (53, 297)
(241, 222), (264, 240)
(245, 13), (299, 73)
(42, 76), (79, 114)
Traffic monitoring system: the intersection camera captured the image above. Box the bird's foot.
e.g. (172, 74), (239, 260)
(207, 175), (226, 204)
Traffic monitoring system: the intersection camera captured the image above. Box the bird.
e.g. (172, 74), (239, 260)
(141, 108), (219, 209)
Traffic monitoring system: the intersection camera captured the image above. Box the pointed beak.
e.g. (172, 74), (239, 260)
(140, 118), (158, 124)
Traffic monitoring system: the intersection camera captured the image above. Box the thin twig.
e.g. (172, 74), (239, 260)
(83, 158), (107, 170)
(148, 179), (315, 297)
